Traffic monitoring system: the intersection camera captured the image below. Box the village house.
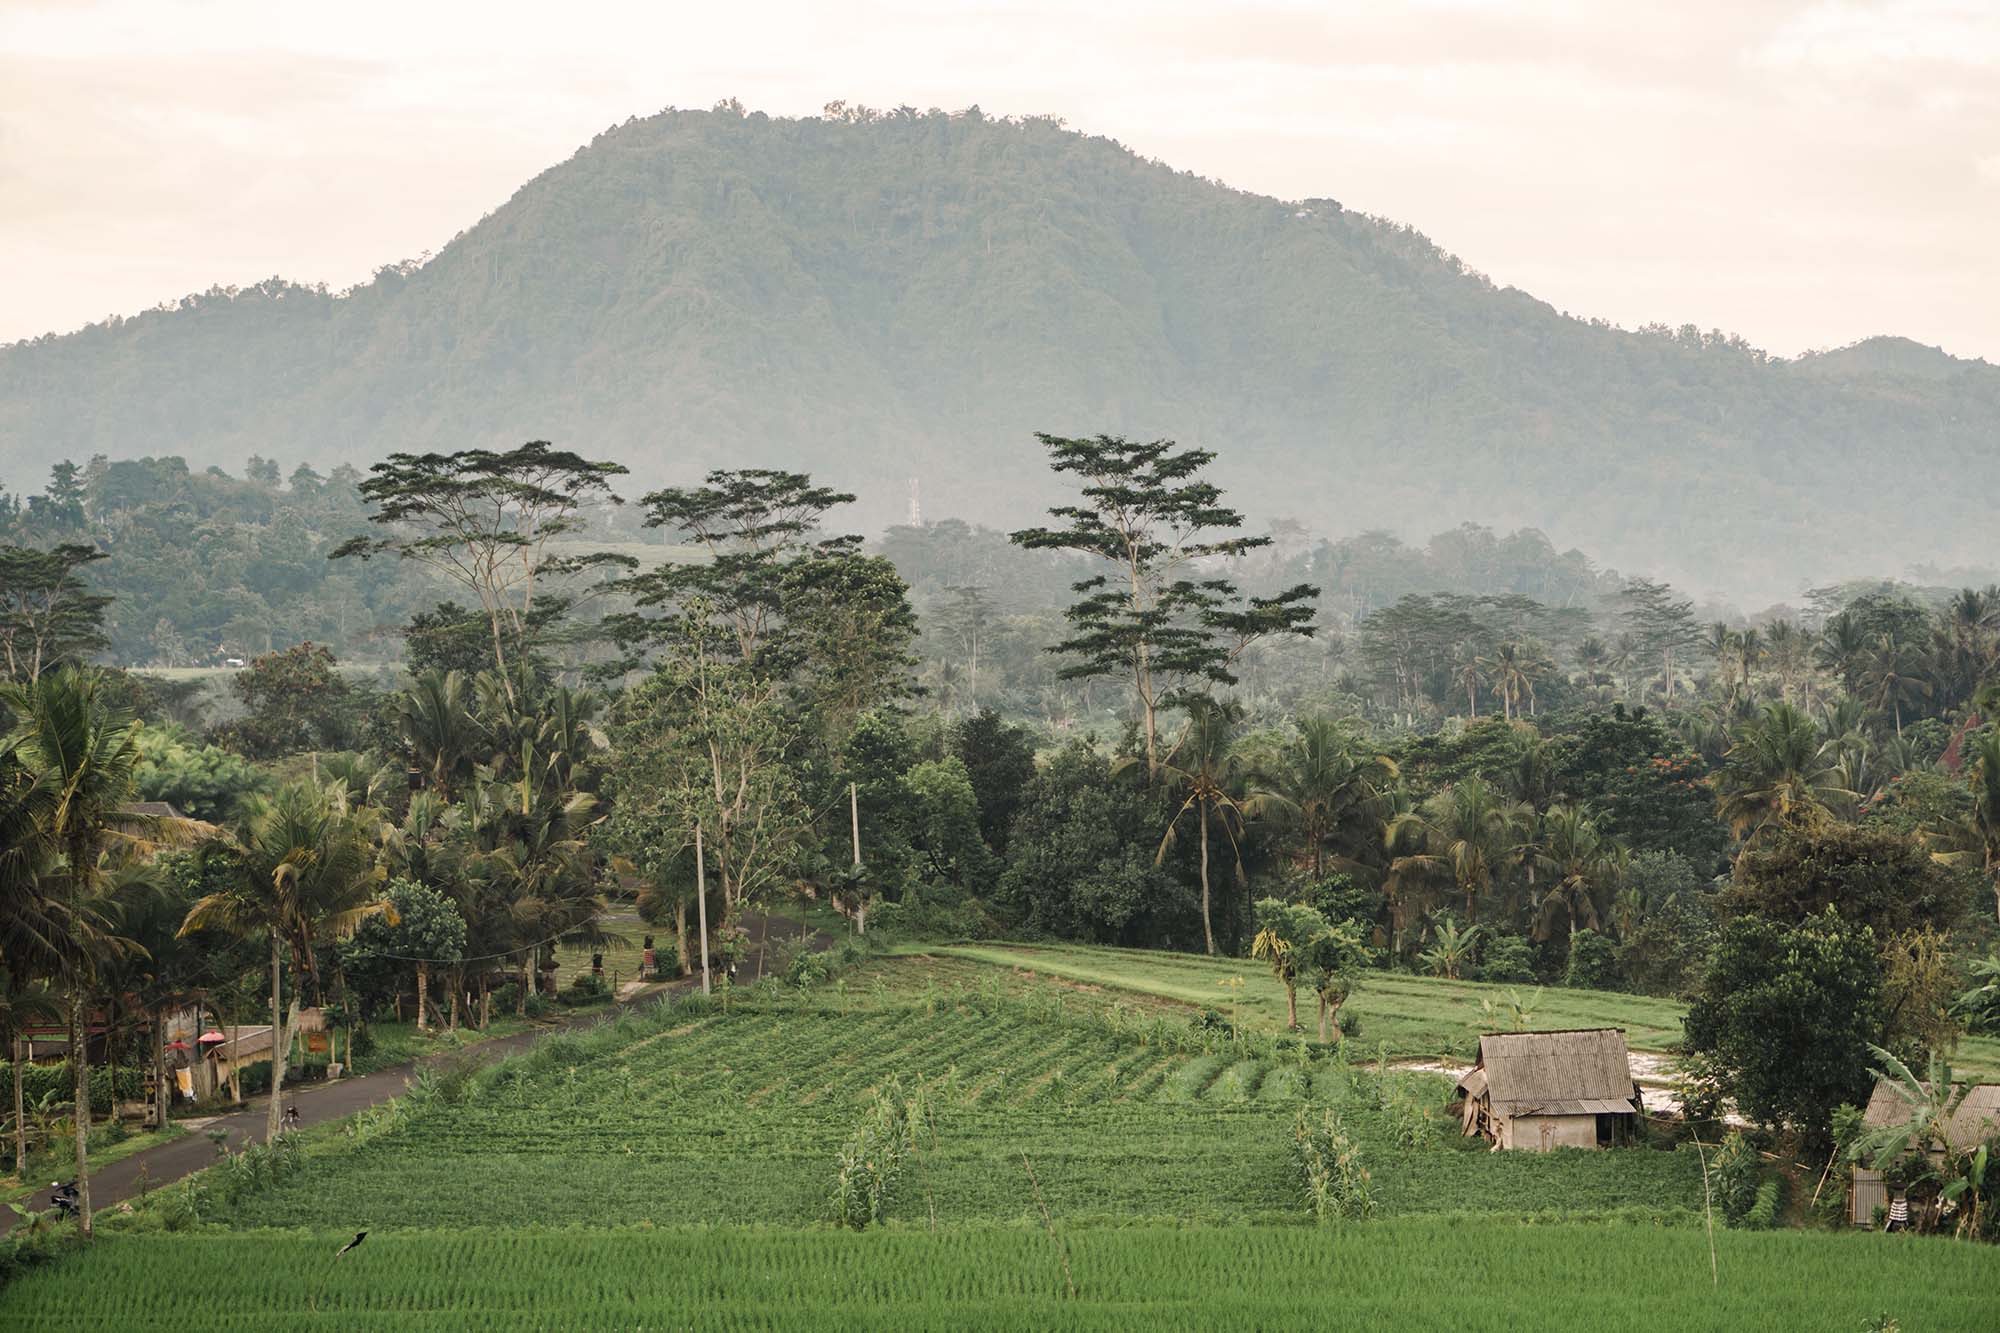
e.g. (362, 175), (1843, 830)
(1849, 1079), (2000, 1226)
(1454, 1028), (1644, 1151)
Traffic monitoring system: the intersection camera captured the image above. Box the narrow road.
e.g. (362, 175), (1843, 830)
(2, 910), (834, 1234)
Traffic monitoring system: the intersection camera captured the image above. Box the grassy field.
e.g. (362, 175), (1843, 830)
(914, 940), (2000, 1077)
(2, 953), (1991, 1329)
(4, 1222), (1990, 1331)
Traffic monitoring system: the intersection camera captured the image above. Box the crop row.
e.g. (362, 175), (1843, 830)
(4, 1221), (1991, 1330)
(202, 989), (1702, 1231)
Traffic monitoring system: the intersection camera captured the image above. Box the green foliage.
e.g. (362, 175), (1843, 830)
(1722, 820), (1968, 940)
(130, 722), (268, 820)
(1477, 935), (1537, 984)
(997, 741), (1189, 944)
(212, 641), (372, 757)
(1564, 929), (1622, 992)
(1684, 910), (1883, 1142)
(1291, 1104), (1372, 1222)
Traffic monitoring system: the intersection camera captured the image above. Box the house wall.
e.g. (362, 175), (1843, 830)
(1504, 1114), (1598, 1152)
(1851, 1168), (1888, 1226)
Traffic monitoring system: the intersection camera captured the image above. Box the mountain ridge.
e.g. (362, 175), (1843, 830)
(3, 105), (1996, 604)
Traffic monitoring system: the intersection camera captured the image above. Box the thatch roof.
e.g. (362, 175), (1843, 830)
(1456, 1028), (1639, 1115)
(1862, 1080), (2000, 1151)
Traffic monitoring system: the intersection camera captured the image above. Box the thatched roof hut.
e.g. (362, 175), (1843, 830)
(1454, 1028), (1642, 1151)
(1849, 1079), (2000, 1225)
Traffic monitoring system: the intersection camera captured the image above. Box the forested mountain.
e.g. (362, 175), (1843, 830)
(4, 104), (1996, 602)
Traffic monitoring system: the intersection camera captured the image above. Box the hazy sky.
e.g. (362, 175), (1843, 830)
(3, 0), (1996, 358)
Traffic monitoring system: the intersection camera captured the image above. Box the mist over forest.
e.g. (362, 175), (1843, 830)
(4, 104), (1996, 607)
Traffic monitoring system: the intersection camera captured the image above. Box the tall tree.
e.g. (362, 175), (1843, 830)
(1010, 434), (1317, 777)
(332, 442), (630, 701)
(1385, 777), (1528, 921)
(0, 544), (111, 684)
(1242, 717), (1397, 880)
(1713, 702), (1852, 857)
(1620, 578), (1698, 706)
(2, 667), (145, 1236)
(181, 781), (391, 1142)
(1144, 697), (1250, 955)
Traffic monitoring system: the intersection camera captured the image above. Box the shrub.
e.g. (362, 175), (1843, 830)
(1564, 929), (1622, 991)
(0, 1061), (146, 1114)
(1292, 1104), (1371, 1222)
(1477, 935), (1537, 984)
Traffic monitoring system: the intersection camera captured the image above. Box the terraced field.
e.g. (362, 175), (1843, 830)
(2, 953), (1991, 1330)
(212, 977), (1704, 1231)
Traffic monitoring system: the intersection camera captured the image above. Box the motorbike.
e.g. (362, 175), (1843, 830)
(48, 1180), (80, 1221)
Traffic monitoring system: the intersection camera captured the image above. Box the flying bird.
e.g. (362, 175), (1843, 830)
(336, 1231), (367, 1258)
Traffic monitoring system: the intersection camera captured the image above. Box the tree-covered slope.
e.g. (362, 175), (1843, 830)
(4, 105), (1995, 601)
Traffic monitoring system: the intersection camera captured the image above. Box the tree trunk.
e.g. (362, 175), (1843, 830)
(448, 970), (460, 1032)
(1327, 998), (1344, 1044)
(152, 1010), (168, 1131)
(479, 976), (491, 1031)
(1317, 995), (1330, 1043)
(70, 989), (92, 1236)
(1285, 984), (1298, 1030)
(1198, 805), (1215, 955)
(674, 900), (691, 974)
(416, 962), (429, 1032)
(12, 1035), (27, 1177)
(266, 935), (293, 1144)
(518, 953), (530, 1017)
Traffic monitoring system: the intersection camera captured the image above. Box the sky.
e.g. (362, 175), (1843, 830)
(2, 0), (1996, 359)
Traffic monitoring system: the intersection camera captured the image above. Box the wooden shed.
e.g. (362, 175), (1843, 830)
(1454, 1028), (1643, 1151)
(1849, 1079), (2000, 1226)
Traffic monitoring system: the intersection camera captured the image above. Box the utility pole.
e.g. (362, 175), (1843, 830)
(849, 781), (865, 936)
(695, 823), (711, 995)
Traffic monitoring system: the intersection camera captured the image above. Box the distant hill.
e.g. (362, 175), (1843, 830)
(4, 105), (1996, 603)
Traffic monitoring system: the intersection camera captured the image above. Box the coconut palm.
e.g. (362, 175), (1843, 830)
(1385, 777), (1529, 922)
(1931, 729), (2000, 922)
(1713, 702), (1852, 857)
(1527, 805), (1620, 942)
(1241, 717), (1397, 880)
(3, 666), (148, 1237)
(180, 780), (392, 1142)
(1816, 611), (1870, 695)
(1487, 641), (1548, 720)
(398, 669), (479, 801)
(1857, 633), (1933, 737)
(1143, 698), (1248, 956)
(1764, 619), (1808, 704)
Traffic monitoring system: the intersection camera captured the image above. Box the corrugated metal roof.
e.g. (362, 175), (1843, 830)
(1459, 1028), (1637, 1110)
(1861, 1080), (2000, 1150)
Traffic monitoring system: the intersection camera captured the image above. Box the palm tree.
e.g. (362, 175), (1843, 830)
(1857, 633), (1933, 737)
(399, 669), (479, 801)
(1452, 647), (1484, 719)
(181, 780), (392, 1143)
(1735, 627), (1764, 702)
(1144, 699), (1247, 956)
(3, 666), (147, 1237)
(1764, 619), (1808, 704)
(1705, 623), (1740, 706)
(1241, 717), (1397, 880)
(1816, 611), (1870, 695)
(1385, 777), (1528, 922)
(1931, 729), (2000, 922)
(1713, 702), (1852, 858)
(1487, 642), (1547, 720)
(1527, 806), (1620, 942)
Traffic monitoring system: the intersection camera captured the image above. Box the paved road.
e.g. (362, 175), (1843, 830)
(2, 910), (833, 1233)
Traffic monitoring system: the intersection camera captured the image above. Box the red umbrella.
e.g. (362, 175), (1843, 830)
(166, 1039), (192, 1052)
(198, 1031), (227, 1045)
